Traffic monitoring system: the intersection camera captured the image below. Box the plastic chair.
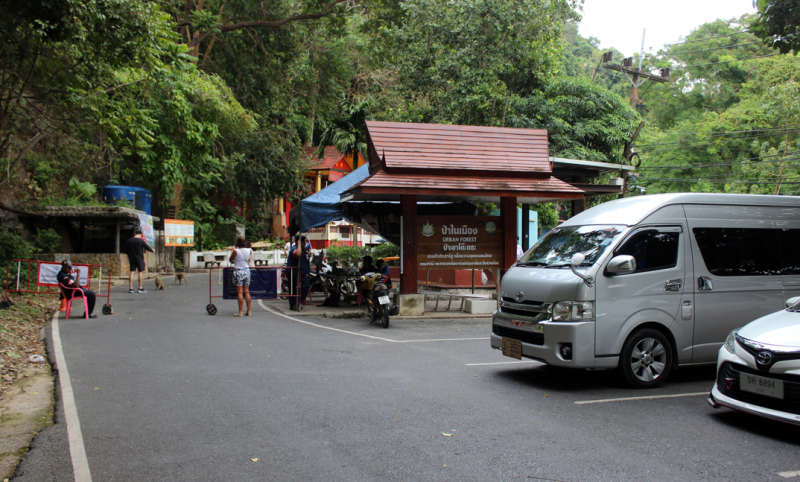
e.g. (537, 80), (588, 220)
(58, 282), (89, 319)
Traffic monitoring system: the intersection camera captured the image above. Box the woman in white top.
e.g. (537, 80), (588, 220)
(229, 236), (252, 316)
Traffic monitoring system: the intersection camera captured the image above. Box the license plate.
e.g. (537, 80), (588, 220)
(740, 373), (784, 399)
(378, 295), (390, 305)
(502, 337), (522, 360)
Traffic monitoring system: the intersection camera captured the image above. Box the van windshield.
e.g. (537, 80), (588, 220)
(519, 225), (625, 267)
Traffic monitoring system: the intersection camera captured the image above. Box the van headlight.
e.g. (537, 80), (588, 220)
(724, 330), (739, 354)
(553, 301), (594, 322)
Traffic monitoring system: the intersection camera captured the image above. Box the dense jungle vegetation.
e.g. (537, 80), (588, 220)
(0, 0), (796, 243)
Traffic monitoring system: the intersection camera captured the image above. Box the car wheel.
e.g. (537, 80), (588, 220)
(619, 327), (672, 388)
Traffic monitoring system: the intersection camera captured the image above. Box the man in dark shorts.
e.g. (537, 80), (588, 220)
(126, 229), (154, 293)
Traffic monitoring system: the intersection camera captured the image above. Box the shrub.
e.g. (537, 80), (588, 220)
(33, 228), (61, 254)
(0, 226), (34, 268)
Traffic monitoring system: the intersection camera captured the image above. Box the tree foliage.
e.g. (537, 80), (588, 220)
(752, 0), (800, 55)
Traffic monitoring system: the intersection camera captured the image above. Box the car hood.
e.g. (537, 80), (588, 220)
(500, 265), (582, 303)
(738, 310), (800, 348)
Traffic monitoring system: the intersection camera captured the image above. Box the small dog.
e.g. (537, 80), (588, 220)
(174, 272), (188, 285)
(155, 276), (165, 291)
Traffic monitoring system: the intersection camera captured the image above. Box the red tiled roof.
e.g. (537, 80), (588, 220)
(348, 169), (582, 199)
(303, 146), (344, 171)
(365, 121), (551, 177)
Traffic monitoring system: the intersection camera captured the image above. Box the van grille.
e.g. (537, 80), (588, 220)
(717, 362), (800, 415)
(493, 324), (544, 346)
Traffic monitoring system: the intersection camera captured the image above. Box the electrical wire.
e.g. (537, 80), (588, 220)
(638, 124), (800, 141)
(681, 53), (779, 68)
(638, 152), (800, 170)
(638, 177), (800, 185)
(665, 31), (750, 46)
(667, 41), (763, 56)
(637, 129), (800, 151)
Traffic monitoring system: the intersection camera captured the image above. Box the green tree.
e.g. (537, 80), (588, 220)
(752, 0), (800, 55)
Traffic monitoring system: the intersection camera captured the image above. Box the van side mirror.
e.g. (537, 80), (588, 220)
(785, 296), (800, 308)
(570, 253), (593, 287)
(606, 255), (636, 276)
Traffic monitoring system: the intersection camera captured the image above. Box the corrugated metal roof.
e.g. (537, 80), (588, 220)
(366, 121), (551, 177)
(302, 146), (344, 171)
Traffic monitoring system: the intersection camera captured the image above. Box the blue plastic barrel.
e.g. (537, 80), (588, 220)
(133, 187), (145, 212)
(102, 186), (136, 207)
(141, 189), (152, 215)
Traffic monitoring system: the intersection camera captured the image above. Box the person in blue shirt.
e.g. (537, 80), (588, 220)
(57, 260), (97, 318)
(375, 259), (392, 288)
(287, 235), (311, 310)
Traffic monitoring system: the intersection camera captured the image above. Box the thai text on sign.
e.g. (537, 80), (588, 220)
(417, 216), (504, 270)
(165, 219), (195, 247)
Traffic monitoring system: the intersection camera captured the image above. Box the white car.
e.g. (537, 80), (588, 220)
(708, 297), (800, 426)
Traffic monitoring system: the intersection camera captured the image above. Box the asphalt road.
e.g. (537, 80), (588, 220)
(11, 273), (800, 481)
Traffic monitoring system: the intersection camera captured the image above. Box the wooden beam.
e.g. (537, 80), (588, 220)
(358, 187), (583, 199)
(501, 197), (516, 271)
(401, 194), (417, 294)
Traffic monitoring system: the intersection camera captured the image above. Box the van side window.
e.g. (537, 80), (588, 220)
(615, 230), (679, 273)
(693, 228), (780, 276)
(779, 229), (800, 274)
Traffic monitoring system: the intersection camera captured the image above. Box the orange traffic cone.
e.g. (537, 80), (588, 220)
(59, 298), (67, 311)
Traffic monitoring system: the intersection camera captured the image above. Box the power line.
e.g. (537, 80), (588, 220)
(639, 124), (800, 140)
(639, 177), (800, 185)
(638, 152), (800, 170)
(666, 41), (763, 56)
(681, 53), (780, 68)
(665, 31), (750, 46)
(637, 129), (800, 151)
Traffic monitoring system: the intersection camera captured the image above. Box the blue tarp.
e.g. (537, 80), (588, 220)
(290, 163), (371, 232)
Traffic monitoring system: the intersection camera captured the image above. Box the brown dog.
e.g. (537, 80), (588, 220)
(155, 275), (165, 291)
(174, 272), (188, 285)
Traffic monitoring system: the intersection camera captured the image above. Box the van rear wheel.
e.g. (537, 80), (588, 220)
(619, 328), (672, 388)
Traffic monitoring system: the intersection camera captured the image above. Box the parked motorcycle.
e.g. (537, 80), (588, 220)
(360, 272), (392, 328)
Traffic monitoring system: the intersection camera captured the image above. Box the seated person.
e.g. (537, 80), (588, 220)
(360, 255), (377, 275)
(376, 259), (392, 288)
(57, 260), (97, 318)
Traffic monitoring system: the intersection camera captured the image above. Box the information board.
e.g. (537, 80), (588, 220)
(136, 213), (155, 249)
(417, 216), (504, 271)
(164, 219), (195, 247)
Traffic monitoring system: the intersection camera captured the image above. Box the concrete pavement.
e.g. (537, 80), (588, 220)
(10, 272), (800, 481)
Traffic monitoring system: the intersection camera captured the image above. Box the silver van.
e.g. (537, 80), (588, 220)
(491, 193), (800, 387)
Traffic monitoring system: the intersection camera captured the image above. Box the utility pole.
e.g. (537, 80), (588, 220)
(602, 29), (670, 109)
(602, 29), (670, 197)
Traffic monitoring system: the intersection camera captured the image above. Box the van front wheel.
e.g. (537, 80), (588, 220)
(619, 328), (672, 388)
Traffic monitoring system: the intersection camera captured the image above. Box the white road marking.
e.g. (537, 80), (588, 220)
(575, 392), (708, 405)
(52, 313), (93, 482)
(778, 470), (800, 478)
(258, 300), (485, 343)
(466, 361), (540, 366)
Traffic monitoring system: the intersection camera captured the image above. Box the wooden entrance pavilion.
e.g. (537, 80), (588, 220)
(342, 121), (607, 297)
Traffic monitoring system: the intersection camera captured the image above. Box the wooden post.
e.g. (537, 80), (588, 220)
(401, 194), (417, 294)
(114, 219), (120, 254)
(501, 197), (517, 271)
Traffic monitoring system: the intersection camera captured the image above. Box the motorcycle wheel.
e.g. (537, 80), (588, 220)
(379, 305), (390, 328)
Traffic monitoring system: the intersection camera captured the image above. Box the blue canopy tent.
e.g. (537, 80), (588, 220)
(289, 163), (370, 233)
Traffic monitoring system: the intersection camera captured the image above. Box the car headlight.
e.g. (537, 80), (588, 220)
(553, 301), (594, 321)
(724, 330), (739, 354)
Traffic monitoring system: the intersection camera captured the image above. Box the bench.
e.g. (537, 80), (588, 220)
(203, 252), (221, 269)
(419, 291), (491, 312)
